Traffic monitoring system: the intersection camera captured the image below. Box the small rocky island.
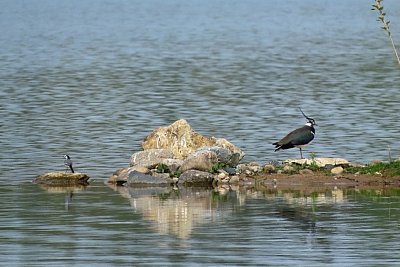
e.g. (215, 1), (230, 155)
(34, 172), (90, 186)
(109, 119), (244, 186)
(108, 119), (389, 188)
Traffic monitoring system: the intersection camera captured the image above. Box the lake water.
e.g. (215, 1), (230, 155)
(2, 183), (400, 266)
(1, 0), (400, 265)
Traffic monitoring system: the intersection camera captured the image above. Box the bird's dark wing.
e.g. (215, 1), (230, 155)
(273, 126), (314, 150)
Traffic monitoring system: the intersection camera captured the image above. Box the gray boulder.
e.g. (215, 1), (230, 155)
(193, 146), (240, 166)
(179, 150), (219, 172)
(130, 149), (174, 168)
(178, 170), (214, 186)
(108, 166), (150, 184)
(127, 171), (171, 186)
(213, 138), (245, 164)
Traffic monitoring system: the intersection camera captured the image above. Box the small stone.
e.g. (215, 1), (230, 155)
(247, 162), (261, 173)
(263, 164), (276, 174)
(249, 165), (261, 173)
(324, 164), (334, 171)
(236, 164), (246, 173)
(224, 167), (237, 175)
(331, 166), (344, 175)
(299, 169), (314, 175)
(221, 178), (230, 184)
(217, 172), (227, 179)
(283, 165), (294, 172)
(236, 162), (261, 174)
(229, 176), (240, 184)
(218, 169), (229, 175)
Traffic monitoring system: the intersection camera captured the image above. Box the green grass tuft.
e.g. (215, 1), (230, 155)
(209, 162), (227, 174)
(346, 160), (400, 176)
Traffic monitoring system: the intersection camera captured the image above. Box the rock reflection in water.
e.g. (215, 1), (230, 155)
(109, 183), (354, 239)
(122, 186), (241, 239)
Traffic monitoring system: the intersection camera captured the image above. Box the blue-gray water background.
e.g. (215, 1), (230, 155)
(1, 0), (400, 266)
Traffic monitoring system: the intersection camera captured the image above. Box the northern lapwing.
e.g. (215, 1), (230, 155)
(64, 154), (74, 173)
(273, 108), (316, 159)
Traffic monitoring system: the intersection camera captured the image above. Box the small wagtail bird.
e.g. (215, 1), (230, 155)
(64, 154), (74, 173)
(273, 108), (316, 159)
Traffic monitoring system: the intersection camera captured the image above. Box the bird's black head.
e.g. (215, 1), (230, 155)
(299, 108), (317, 127)
(64, 154), (70, 160)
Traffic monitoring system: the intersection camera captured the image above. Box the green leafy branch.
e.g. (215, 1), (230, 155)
(372, 0), (400, 65)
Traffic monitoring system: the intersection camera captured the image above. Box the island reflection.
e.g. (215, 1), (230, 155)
(108, 184), (363, 239)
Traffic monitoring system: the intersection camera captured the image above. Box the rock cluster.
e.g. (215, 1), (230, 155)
(108, 119), (245, 186)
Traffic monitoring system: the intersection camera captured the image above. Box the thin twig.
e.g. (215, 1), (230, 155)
(372, 0), (400, 65)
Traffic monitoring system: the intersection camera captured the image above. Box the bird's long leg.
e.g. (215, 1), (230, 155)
(300, 148), (303, 159)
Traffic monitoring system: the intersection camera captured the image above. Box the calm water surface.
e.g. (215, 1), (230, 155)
(1, 183), (400, 266)
(1, 0), (400, 265)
